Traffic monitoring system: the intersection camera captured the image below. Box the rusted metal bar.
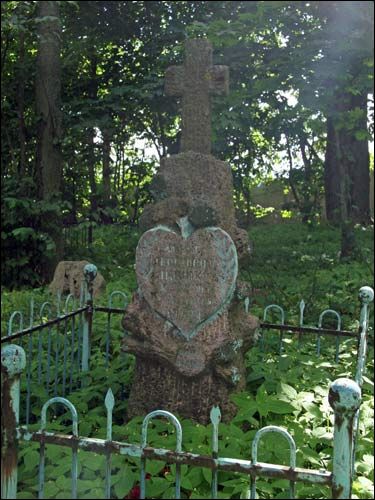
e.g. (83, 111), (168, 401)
(298, 299), (305, 346)
(262, 304), (285, 352)
(1, 308), (89, 344)
(38, 397), (79, 499)
(81, 264), (96, 373)
(355, 286), (374, 386)
(95, 306), (127, 314)
(329, 378), (361, 499)
(105, 291), (128, 367)
(210, 406), (221, 499)
(317, 309), (341, 360)
(17, 427), (332, 485)
(7, 311), (24, 337)
(352, 286), (374, 476)
(251, 426), (296, 499)
(140, 411), (182, 499)
(104, 389), (114, 499)
(260, 323), (357, 338)
(1, 345), (26, 499)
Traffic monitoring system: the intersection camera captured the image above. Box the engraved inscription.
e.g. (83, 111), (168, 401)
(136, 226), (238, 339)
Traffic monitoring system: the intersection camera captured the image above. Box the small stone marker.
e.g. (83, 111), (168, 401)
(123, 39), (259, 423)
(49, 260), (106, 298)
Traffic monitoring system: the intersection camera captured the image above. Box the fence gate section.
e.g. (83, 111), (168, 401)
(1, 264), (373, 500)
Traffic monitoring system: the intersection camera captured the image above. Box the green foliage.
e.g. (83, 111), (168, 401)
(65, 224), (139, 292)
(1, 1), (373, 287)
(242, 223), (374, 321)
(16, 340), (374, 499)
(6, 222), (373, 499)
(1, 177), (67, 288)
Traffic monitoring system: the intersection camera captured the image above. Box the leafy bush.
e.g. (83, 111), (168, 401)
(1, 177), (65, 289)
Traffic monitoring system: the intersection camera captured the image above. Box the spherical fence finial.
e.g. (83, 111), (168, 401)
(359, 286), (374, 305)
(84, 263), (97, 282)
(328, 378), (361, 414)
(1, 344), (26, 377)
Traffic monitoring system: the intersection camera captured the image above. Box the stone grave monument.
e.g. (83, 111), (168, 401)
(122, 39), (259, 423)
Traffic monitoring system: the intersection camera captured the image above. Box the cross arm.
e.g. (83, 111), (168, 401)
(209, 65), (229, 95)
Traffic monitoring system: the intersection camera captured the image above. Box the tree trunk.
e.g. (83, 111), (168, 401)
(324, 116), (342, 224)
(87, 54), (98, 242)
(347, 93), (370, 224)
(18, 29), (26, 180)
(324, 91), (370, 227)
(101, 128), (113, 223)
(87, 128), (97, 245)
(102, 129), (111, 202)
(320, 1), (372, 227)
(35, 0), (63, 280)
(329, 107), (356, 259)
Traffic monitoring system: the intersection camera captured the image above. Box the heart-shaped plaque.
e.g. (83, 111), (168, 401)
(136, 225), (238, 339)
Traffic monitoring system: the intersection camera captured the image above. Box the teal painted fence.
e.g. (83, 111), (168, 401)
(2, 264), (128, 426)
(1, 264), (373, 499)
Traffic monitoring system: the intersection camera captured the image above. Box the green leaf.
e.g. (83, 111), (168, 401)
(202, 466), (212, 485)
(162, 487), (176, 499)
(43, 481), (59, 498)
(113, 468), (137, 498)
(279, 382), (297, 400)
(56, 475), (71, 491)
(146, 477), (170, 497)
(311, 427), (332, 441)
(145, 460), (166, 475)
(302, 402), (323, 419)
(12, 227), (35, 241)
(81, 452), (105, 471)
(23, 450), (40, 472)
(267, 399), (297, 414)
(16, 492), (36, 500)
(186, 467), (204, 488)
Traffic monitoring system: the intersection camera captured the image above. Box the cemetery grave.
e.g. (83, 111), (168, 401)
(2, 37), (374, 500)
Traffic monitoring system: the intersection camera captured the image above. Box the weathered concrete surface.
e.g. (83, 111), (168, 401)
(139, 152), (251, 262)
(136, 225), (237, 338)
(122, 38), (258, 423)
(122, 293), (259, 422)
(49, 260), (106, 298)
(165, 38), (229, 155)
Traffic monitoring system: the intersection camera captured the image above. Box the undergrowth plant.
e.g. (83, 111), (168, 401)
(2, 222), (373, 499)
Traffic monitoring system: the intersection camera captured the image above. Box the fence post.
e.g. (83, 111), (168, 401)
(1, 344), (26, 499)
(329, 378), (361, 499)
(81, 264), (97, 373)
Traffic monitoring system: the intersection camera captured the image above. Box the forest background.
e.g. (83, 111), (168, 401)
(1, 0), (374, 289)
(1, 3), (374, 499)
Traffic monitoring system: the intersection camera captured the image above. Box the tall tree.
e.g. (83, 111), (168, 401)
(317, 1), (373, 227)
(35, 0), (63, 279)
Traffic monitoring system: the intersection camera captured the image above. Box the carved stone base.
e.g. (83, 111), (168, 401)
(126, 358), (238, 424)
(122, 291), (260, 424)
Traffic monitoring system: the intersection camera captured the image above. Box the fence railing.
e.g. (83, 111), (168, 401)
(63, 222), (93, 250)
(0, 360), (367, 499)
(1, 264), (373, 499)
(1, 264), (128, 426)
(258, 298), (363, 362)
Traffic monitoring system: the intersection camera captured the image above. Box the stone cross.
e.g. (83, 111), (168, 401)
(165, 39), (229, 155)
(123, 38), (258, 423)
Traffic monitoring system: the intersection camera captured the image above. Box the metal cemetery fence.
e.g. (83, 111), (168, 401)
(2, 264), (128, 426)
(63, 222), (93, 250)
(258, 298), (360, 361)
(1, 264), (373, 499)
